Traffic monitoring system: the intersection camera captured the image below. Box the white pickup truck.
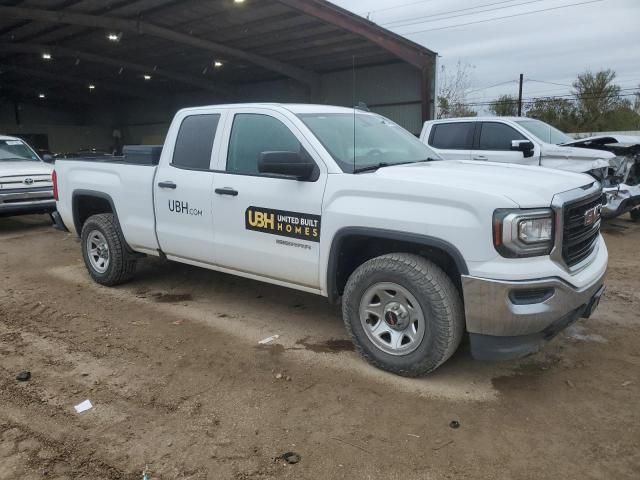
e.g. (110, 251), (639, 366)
(420, 117), (640, 220)
(54, 104), (607, 376)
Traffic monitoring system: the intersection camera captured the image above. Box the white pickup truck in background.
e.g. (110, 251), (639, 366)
(54, 104), (607, 376)
(420, 117), (640, 220)
(0, 135), (56, 217)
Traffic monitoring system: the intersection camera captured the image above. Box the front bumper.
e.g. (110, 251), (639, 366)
(602, 184), (640, 218)
(0, 187), (55, 217)
(462, 269), (606, 360)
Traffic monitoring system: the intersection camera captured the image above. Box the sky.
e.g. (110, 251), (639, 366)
(330, 0), (640, 108)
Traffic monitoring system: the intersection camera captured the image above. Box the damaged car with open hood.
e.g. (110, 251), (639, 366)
(562, 134), (640, 221)
(420, 117), (640, 220)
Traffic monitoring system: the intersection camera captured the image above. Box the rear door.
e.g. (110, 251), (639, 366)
(154, 109), (225, 263)
(425, 122), (475, 160)
(210, 108), (327, 289)
(472, 121), (538, 165)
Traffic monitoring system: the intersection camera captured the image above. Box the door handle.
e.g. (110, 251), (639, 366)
(473, 156), (488, 161)
(215, 187), (239, 197)
(158, 181), (177, 189)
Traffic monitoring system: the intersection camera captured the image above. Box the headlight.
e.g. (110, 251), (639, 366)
(493, 209), (554, 258)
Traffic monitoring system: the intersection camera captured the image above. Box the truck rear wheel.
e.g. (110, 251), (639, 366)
(81, 213), (137, 286)
(631, 208), (640, 222)
(342, 253), (464, 377)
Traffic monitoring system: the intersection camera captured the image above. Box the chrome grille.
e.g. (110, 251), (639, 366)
(0, 174), (52, 188)
(562, 193), (602, 267)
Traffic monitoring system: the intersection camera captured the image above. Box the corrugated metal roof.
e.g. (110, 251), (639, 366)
(0, 0), (436, 105)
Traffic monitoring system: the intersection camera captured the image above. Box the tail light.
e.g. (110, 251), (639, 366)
(52, 170), (59, 201)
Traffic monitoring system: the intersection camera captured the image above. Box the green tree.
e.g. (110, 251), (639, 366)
(572, 69), (623, 131)
(437, 96), (477, 119)
(436, 60), (477, 118)
(489, 94), (519, 116)
(525, 97), (578, 132)
(525, 70), (640, 133)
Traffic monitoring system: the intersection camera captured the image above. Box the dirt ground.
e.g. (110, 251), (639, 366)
(0, 214), (638, 480)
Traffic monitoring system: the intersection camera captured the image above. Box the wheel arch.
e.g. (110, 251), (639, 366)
(326, 227), (468, 304)
(72, 189), (136, 255)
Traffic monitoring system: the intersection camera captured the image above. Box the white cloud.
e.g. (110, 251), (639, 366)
(332, 0), (640, 101)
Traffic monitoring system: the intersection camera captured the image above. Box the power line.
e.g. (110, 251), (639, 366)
(459, 91), (639, 107)
(401, 0), (604, 35)
(468, 81), (640, 98)
(460, 88), (640, 105)
(526, 79), (573, 87)
(466, 79), (519, 95)
(360, 0), (438, 16)
(384, 0), (547, 28)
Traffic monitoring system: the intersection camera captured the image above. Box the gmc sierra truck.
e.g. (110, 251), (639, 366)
(0, 135), (55, 217)
(53, 104), (607, 376)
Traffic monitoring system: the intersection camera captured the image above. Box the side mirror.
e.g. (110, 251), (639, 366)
(511, 140), (535, 158)
(258, 151), (316, 181)
(41, 154), (55, 163)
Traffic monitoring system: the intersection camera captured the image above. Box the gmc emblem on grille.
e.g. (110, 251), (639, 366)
(584, 205), (602, 226)
(23, 178), (34, 185)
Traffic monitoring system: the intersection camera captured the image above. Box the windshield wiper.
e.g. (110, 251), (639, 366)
(353, 158), (435, 174)
(353, 162), (390, 174)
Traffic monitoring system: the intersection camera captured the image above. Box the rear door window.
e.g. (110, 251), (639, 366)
(478, 122), (526, 151)
(429, 122), (475, 150)
(172, 114), (221, 170)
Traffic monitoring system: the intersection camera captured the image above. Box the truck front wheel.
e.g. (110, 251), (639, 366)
(631, 208), (640, 222)
(81, 213), (137, 286)
(342, 253), (464, 376)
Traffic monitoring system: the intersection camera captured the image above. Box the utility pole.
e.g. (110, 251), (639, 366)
(517, 73), (524, 116)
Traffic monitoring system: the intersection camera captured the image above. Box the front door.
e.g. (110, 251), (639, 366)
(472, 121), (538, 165)
(211, 109), (327, 289)
(154, 111), (224, 263)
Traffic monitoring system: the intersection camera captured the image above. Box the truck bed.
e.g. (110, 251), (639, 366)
(54, 152), (161, 253)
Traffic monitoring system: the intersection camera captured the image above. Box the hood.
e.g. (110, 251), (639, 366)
(562, 134), (640, 149)
(561, 135), (640, 158)
(375, 160), (594, 208)
(0, 160), (53, 179)
(539, 143), (615, 173)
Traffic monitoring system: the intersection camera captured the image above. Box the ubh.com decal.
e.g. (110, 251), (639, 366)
(246, 207), (320, 242)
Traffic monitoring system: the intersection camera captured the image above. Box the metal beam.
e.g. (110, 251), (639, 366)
(0, 6), (320, 87)
(0, 64), (160, 100)
(274, 0), (435, 69)
(0, 43), (233, 97)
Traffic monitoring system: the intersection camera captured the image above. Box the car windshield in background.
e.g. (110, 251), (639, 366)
(298, 113), (441, 173)
(0, 140), (40, 162)
(515, 119), (573, 145)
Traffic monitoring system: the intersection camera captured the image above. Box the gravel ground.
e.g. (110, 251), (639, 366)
(0, 214), (638, 480)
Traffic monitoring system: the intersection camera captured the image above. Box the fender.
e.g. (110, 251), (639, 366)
(71, 189), (141, 256)
(326, 227), (469, 304)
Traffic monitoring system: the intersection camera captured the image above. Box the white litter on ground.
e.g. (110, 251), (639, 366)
(258, 334), (280, 345)
(74, 399), (93, 413)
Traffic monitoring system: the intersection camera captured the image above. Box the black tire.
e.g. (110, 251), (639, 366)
(631, 209), (640, 222)
(342, 253), (464, 377)
(80, 213), (137, 286)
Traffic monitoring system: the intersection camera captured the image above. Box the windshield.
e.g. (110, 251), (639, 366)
(298, 113), (441, 173)
(0, 139), (41, 162)
(515, 119), (573, 145)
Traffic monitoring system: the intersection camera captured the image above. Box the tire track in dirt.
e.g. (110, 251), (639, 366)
(0, 291), (278, 478)
(46, 264), (503, 402)
(0, 420), (138, 480)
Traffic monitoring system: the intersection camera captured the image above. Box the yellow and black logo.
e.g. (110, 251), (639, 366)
(246, 207), (320, 243)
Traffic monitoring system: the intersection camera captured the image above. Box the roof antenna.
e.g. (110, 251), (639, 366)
(352, 55), (356, 173)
